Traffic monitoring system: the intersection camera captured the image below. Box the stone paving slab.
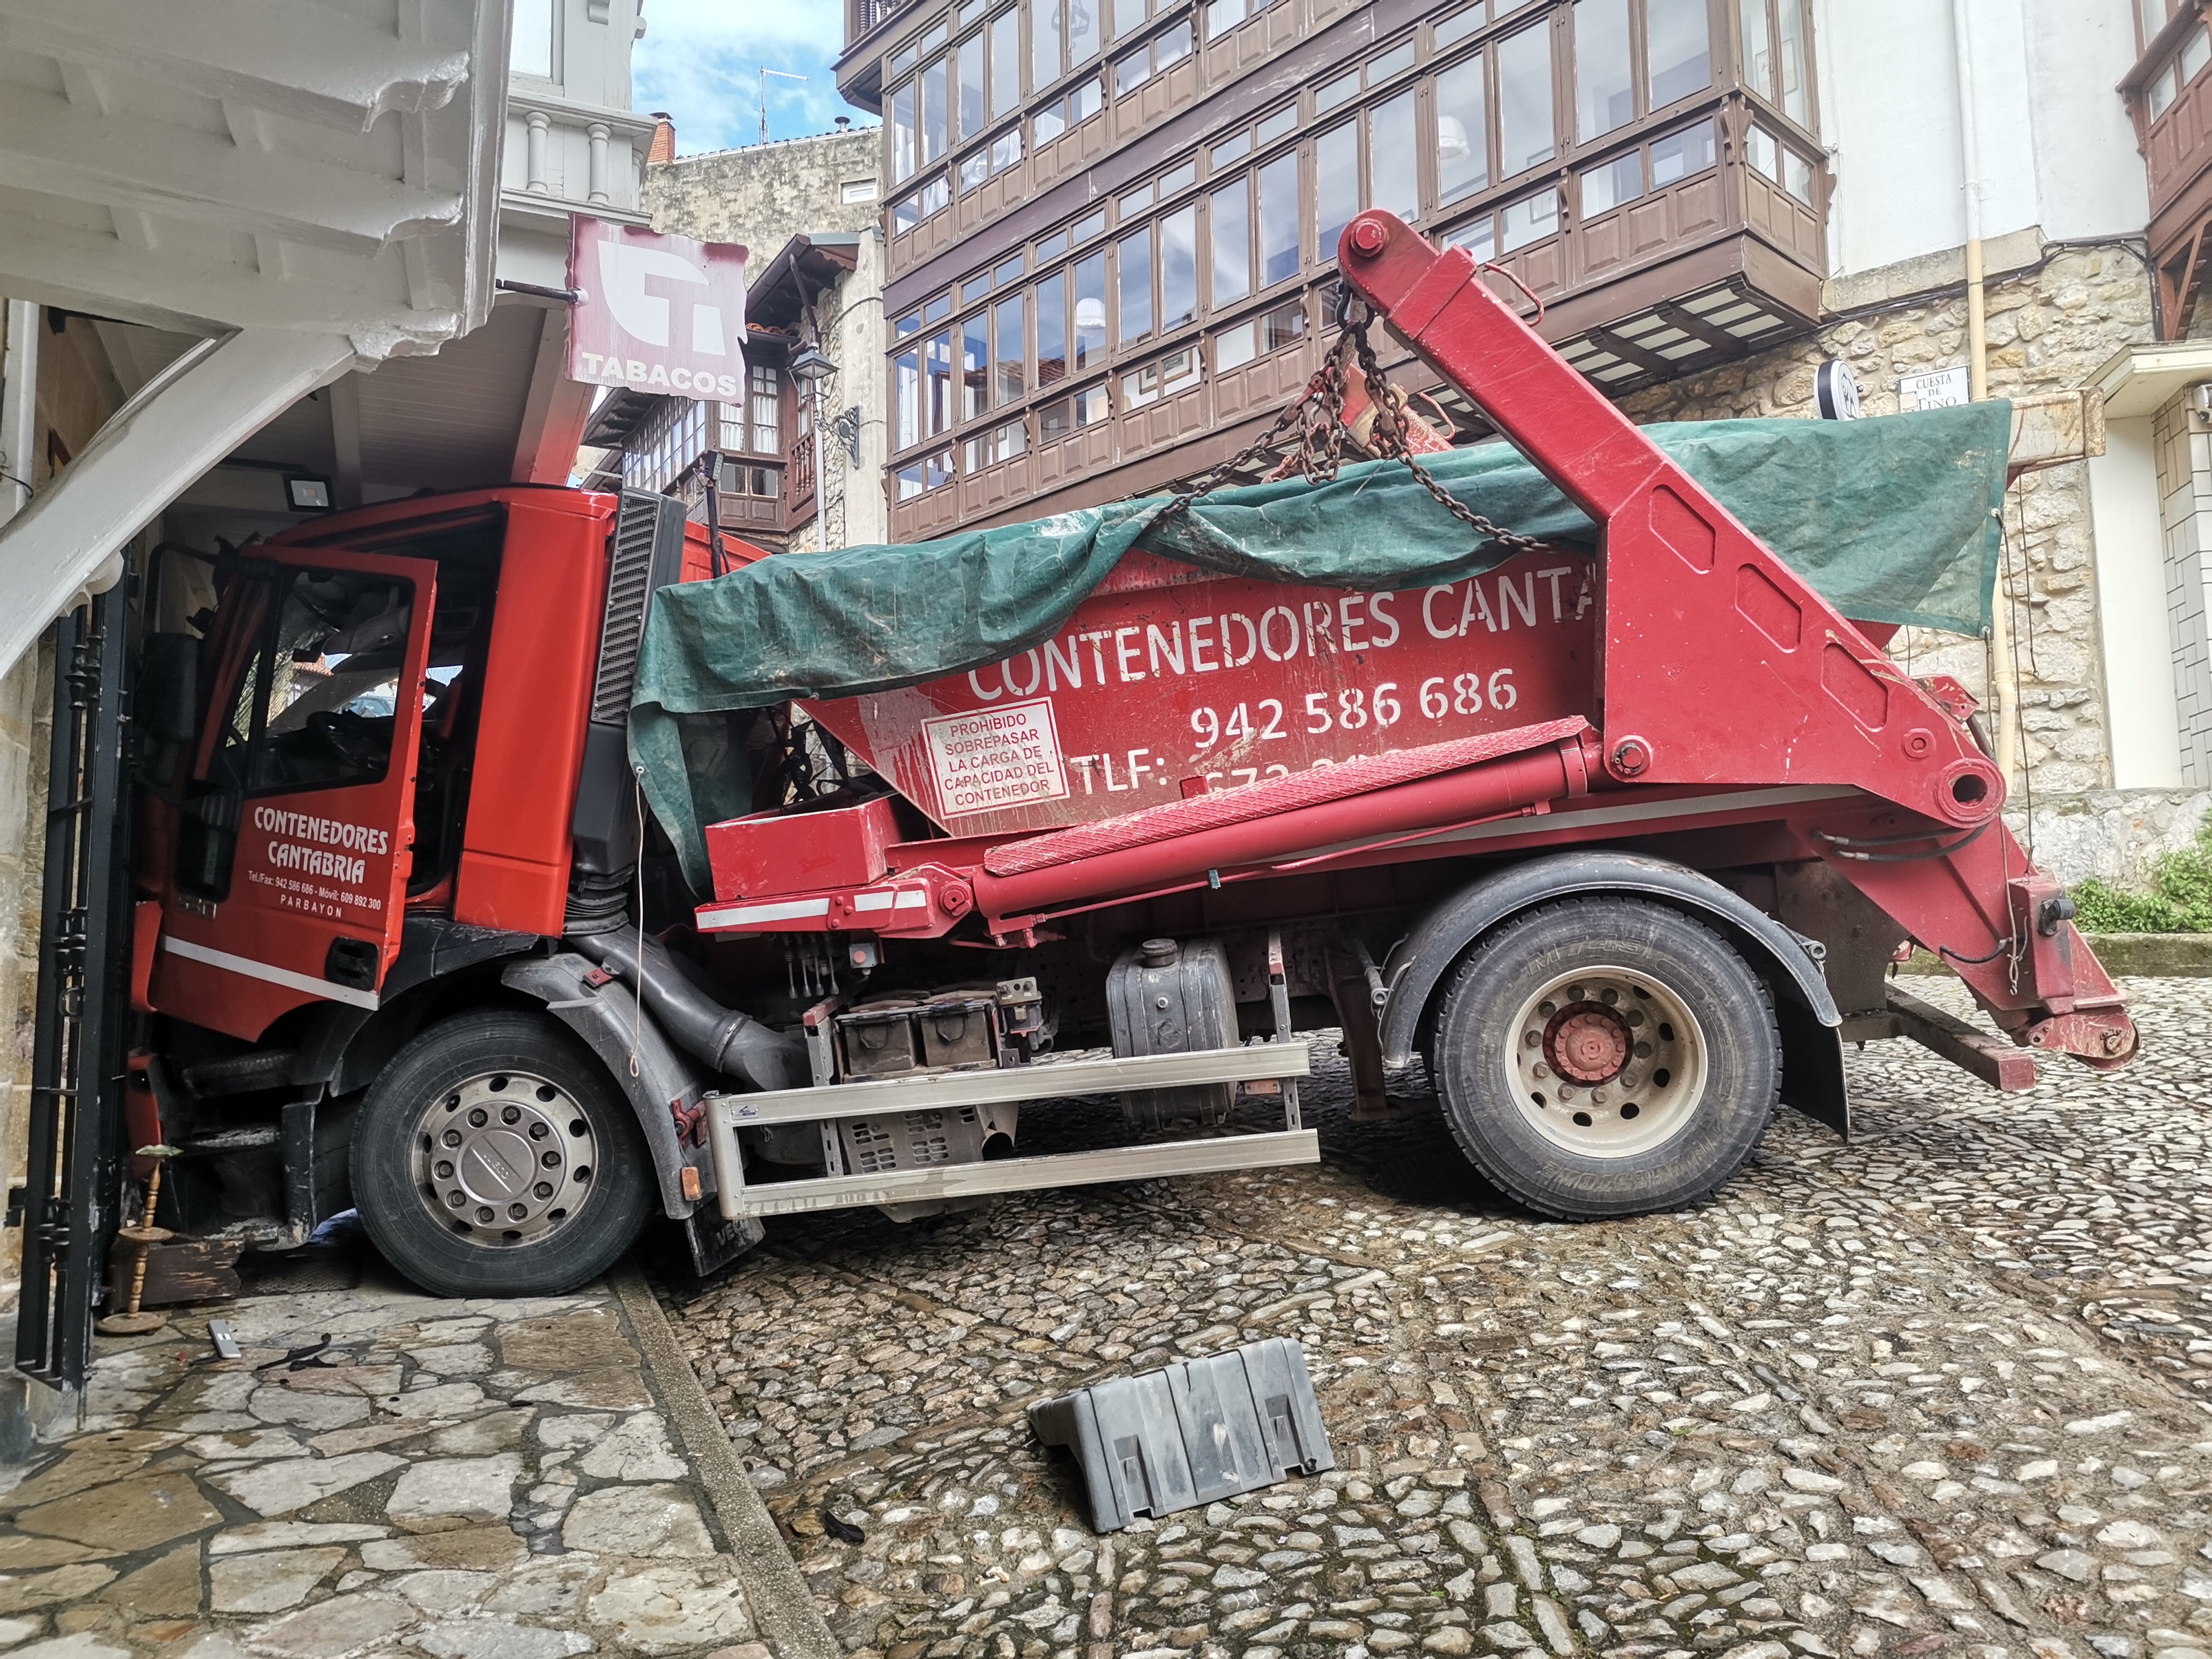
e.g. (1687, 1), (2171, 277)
(659, 974), (2212, 1659)
(0, 1240), (820, 1659)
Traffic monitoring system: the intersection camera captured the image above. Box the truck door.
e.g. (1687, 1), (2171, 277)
(150, 551), (439, 1041)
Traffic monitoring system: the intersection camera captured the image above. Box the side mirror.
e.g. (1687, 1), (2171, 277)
(138, 634), (199, 745)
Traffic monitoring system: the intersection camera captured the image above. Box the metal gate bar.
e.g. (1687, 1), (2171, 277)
(15, 591), (129, 1391)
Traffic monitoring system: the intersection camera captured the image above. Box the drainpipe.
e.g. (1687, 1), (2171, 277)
(0, 300), (36, 529)
(1953, 0), (2017, 789)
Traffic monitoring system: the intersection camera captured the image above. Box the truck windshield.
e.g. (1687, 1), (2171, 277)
(207, 569), (418, 795)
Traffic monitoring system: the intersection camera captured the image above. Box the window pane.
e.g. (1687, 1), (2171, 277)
(995, 418), (1029, 460)
(1210, 179), (1250, 305)
(1067, 0), (1098, 66)
(1746, 124), (1779, 180)
(1315, 122), (1359, 260)
(1036, 102), (1066, 143)
(1256, 106), (1297, 143)
(922, 175), (950, 216)
(1162, 159), (1195, 192)
(993, 127), (1024, 171)
(1370, 40), (1415, 78)
(1371, 92), (1418, 219)
(926, 330), (954, 435)
(512, 0), (554, 77)
(898, 462), (925, 500)
(1648, 0), (1710, 108)
(1069, 77), (1102, 123)
(2187, 25), (2212, 82)
(957, 35), (986, 138)
(1776, 0), (1808, 123)
(1649, 118), (1715, 184)
(1115, 45), (1151, 95)
(895, 342), (921, 449)
(1036, 275), (1067, 384)
(960, 151), (988, 191)
(1447, 216), (1496, 259)
(1499, 24), (1556, 175)
(1076, 383), (1111, 426)
(892, 82), (917, 181)
(1075, 208), (1106, 242)
(1118, 225), (1153, 342)
(1215, 321), (1257, 371)
(1157, 18), (1193, 64)
(1073, 251), (1108, 370)
(1741, 0), (1772, 102)
(927, 447), (956, 489)
(1032, 0), (1060, 87)
(1435, 56), (1489, 205)
(752, 364), (780, 452)
(1435, 6), (1481, 48)
(1782, 148), (1814, 205)
(1575, 0), (1632, 142)
(1115, 0), (1147, 36)
(922, 56), (948, 163)
(1499, 189), (1558, 253)
(992, 10), (1021, 116)
(1258, 153), (1300, 287)
(1582, 152), (1641, 215)
(1120, 182), (1154, 215)
(1161, 205), (1198, 328)
(1318, 70), (1360, 112)
(1207, 0), (1245, 39)
(962, 310), (989, 421)
(1263, 300), (1306, 352)
(994, 294), (1026, 403)
(2152, 65), (2178, 117)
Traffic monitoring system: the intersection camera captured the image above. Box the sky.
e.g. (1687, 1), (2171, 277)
(634, 0), (881, 155)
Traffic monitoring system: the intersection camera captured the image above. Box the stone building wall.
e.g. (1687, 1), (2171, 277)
(643, 128), (881, 256)
(1621, 233), (2157, 843)
(646, 129), (889, 554)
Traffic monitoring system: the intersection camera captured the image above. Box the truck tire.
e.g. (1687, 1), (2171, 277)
(1427, 897), (1778, 1219)
(351, 1009), (656, 1297)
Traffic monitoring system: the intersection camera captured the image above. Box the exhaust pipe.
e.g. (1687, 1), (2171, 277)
(568, 928), (805, 1093)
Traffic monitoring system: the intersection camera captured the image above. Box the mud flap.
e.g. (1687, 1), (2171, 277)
(1776, 995), (1850, 1139)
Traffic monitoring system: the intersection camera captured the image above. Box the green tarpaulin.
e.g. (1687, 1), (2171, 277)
(634, 400), (2013, 890)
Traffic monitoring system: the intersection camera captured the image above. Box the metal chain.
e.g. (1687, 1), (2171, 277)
(1147, 306), (1566, 561)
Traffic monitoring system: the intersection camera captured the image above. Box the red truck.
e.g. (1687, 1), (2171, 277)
(14, 212), (2133, 1380)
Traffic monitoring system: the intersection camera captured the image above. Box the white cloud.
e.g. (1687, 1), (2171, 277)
(635, 0), (879, 154)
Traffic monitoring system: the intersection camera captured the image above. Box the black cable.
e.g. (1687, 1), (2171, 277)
(1938, 936), (2016, 966)
(1812, 822), (1990, 862)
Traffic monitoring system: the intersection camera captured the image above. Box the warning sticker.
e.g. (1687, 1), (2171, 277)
(923, 698), (1070, 817)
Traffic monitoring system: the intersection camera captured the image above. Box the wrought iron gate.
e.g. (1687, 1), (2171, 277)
(14, 589), (131, 1391)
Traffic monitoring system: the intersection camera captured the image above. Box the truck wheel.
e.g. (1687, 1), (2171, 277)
(1427, 898), (1778, 1219)
(351, 1010), (655, 1297)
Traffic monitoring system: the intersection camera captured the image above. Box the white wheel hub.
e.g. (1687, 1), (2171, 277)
(1505, 966), (1708, 1158)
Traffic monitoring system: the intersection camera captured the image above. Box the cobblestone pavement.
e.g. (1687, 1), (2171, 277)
(0, 1244), (782, 1659)
(658, 974), (2212, 1659)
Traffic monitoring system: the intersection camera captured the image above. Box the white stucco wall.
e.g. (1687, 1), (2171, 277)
(1813, 0), (2148, 280)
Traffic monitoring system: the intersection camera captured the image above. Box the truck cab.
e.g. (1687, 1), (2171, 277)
(133, 487), (741, 1287)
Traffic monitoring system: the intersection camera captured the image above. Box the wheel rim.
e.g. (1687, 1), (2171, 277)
(408, 1070), (598, 1246)
(1504, 965), (1708, 1159)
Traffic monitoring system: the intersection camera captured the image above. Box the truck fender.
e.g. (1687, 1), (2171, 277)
(1379, 851), (1848, 1137)
(502, 953), (712, 1220)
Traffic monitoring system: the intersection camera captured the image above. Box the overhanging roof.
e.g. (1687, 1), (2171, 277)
(0, 0), (506, 362)
(2088, 340), (2212, 419)
(747, 233), (863, 331)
